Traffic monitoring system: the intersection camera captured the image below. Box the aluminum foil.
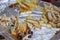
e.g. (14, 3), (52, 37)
(0, 0), (60, 40)
(0, 0), (16, 13)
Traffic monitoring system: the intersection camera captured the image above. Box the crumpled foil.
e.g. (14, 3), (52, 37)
(0, 0), (16, 13)
(0, 0), (60, 40)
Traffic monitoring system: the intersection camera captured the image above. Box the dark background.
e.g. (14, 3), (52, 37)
(42, 0), (60, 7)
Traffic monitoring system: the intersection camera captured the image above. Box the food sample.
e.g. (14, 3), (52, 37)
(9, 0), (38, 14)
(10, 17), (33, 40)
(26, 16), (41, 29)
(0, 14), (33, 40)
(40, 3), (60, 28)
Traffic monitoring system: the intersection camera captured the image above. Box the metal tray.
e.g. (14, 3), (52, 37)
(0, 0), (60, 40)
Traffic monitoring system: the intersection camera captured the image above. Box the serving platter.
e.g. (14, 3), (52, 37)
(0, 0), (60, 40)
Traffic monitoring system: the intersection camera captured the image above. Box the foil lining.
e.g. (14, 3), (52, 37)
(0, 0), (60, 40)
(0, 0), (16, 13)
